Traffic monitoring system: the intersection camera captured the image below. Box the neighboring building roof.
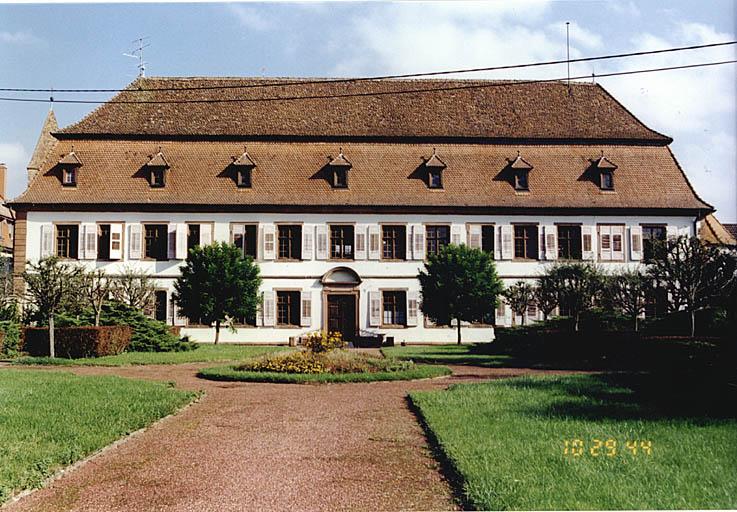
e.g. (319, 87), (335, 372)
(11, 139), (711, 211)
(724, 224), (737, 240)
(699, 214), (737, 246)
(56, 77), (671, 142)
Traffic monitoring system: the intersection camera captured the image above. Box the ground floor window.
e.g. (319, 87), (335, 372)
(277, 291), (300, 326)
(382, 291), (406, 326)
(55, 224), (79, 259)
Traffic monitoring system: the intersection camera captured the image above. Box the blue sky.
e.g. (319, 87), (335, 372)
(1, 1), (735, 220)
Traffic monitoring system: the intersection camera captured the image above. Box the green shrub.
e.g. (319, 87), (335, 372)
(237, 350), (414, 375)
(301, 330), (346, 353)
(0, 321), (21, 357)
(22, 326), (131, 358)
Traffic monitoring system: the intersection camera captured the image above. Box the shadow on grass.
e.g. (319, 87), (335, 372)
(505, 372), (737, 421)
(405, 394), (475, 511)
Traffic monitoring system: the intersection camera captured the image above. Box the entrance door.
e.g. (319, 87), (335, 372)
(154, 290), (168, 322)
(327, 294), (357, 342)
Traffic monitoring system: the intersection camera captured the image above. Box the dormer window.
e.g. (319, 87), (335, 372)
(62, 167), (77, 187)
(328, 149), (351, 189)
(424, 148), (446, 189)
(145, 148), (170, 188)
(509, 151), (533, 191)
(594, 152), (617, 191)
(58, 149), (82, 188)
(232, 148), (256, 189)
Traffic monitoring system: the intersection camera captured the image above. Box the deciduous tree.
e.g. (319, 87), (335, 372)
(111, 266), (157, 314)
(606, 268), (648, 332)
(503, 281), (534, 326)
(533, 275), (559, 322)
(542, 262), (603, 332)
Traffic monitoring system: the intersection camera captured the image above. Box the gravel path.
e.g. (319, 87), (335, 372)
(4, 362), (576, 512)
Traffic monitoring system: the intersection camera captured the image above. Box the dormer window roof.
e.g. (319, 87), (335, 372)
(594, 152), (617, 191)
(58, 148), (82, 187)
(58, 150), (82, 166)
(232, 149), (256, 167)
(145, 148), (170, 188)
(510, 151), (533, 191)
(232, 148), (256, 188)
(424, 148), (446, 189)
(328, 149), (351, 189)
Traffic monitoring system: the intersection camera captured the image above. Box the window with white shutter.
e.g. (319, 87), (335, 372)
(599, 225), (612, 261)
(368, 291), (381, 327)
(630, 226), (643, 261)
(175, 223), (187, 259)
(500, 225), (514, 260)
(354, 224), (367, 260)
(493, 225), (502, 260)
(581, 225), (595, 260)
(315, 225), (328, 260)
(40, 224), (53, 259)
(167, 225), (177, 260)
(368, 225), (381, 260)
(262, 291), (276, 326)
(544, 225), (557, 261)
(109, 223), (123, 260)
(302, 224), (314, 260)
(467, 224), (482, 250)
(300, 291), (312, 327)
(407, 291), (419, 326)
(199, 223), (213, 246)
(611, 225), (625, 261)
(128, 224), (142, 260)
(666, 225), (679, 241)
(451, 224), (464, 245)
(412, 224), (425, 261)
(262, 224), (276, 260)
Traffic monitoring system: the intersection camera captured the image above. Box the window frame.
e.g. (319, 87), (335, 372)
(381, 289), (407, 328)
(428, 169), (443, 189)
(236, 168), (252, 188)
(600, 169), (614, 190)
(62, 167), (77, 187)
(143, 223), (169, 261)
(514, 170), (530, 191)
(277, 224), (302, 261)
(149, 168), (166, 188)
(276, 290), (301, 327)
(329, 224), (355, 260)
(641, 224), (667, 263)
(481, 224), (495, 256)
(557, 224), (582, 260)
(381, 224), (407, 261)
(425, 225), (450, 258)
(54, 223), (79, 260)
(231, 223), (258, 259)
(513, 224), (539, 260)
(333, 168), (348, 189)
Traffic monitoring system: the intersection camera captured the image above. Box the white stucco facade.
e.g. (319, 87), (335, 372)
(23, 210), (696, 344)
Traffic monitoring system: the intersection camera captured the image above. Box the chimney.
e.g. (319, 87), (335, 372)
(0, 162), (6, 202)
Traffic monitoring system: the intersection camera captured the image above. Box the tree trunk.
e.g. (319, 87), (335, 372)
(633, 314), (639, 333)
(214, 319), (221, 345)
(49, 313), (55, 359)
(574, 312), (580, 332)
(456, 318), (462, 345)
(521, 312), (526, 326)
(95, 305), (102, 327)
(690, 309), (696, 338)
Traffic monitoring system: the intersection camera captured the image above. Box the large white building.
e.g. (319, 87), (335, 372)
(11, 78), (712, 344)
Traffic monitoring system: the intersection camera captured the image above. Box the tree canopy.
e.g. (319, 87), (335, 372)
(418, 244), (503, 344)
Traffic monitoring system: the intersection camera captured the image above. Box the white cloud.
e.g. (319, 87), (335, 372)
(0, 31), (42, 45)
(606, 1), (641, 18)
(0, 142), (29, 201)
(228, 4), (274, 31)
(546, 21), (603, 50)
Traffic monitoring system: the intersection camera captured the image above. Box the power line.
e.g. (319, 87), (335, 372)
(0, 59), (734, 106)
(0, 40), (735, 94)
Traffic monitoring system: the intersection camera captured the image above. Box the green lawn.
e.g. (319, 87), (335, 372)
(382, 344), (515, 367)
(12, 344), (287, 366)
(0, 369), (195, 504)
(410, 373), (737, 510)
(198, 363), (451, 383)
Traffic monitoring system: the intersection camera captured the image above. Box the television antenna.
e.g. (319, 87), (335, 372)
(123, 37), (150, 77)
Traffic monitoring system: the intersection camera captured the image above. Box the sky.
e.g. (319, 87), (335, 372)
(1, 0), (735, 221)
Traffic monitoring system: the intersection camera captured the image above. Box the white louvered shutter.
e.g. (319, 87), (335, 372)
(581, 225), (594, 261)
(630, 226), (643, 261)
(369, 291), (381, 327)
(666, 225), (679, 241)
(315, 225), (328, 260)
(40, 224), (53, 258)
(262, 224), (276, 260)
(412, 225), (425, 261)
(300, 290), (312, 327)
(199, 223), (213, 246)
(451, 224), (464, 245)
(232, 223), (245, 249)
(468, 224), (482, 250)
(262, 291), (276, 326)
(500, 225), (514, 260)
(301, 224), (314, 260)
(85, 223), (98, 260)
(167, 225), (177, 259)
(406, 290), (419, 327)
(494, 225), (502, 260)
(368, 225), (381, 260)
(495, 301), (506, 326)
(538, 228), (546, 261)
(109, 223), (123, 260)
(599, 225), (612, 261)
(545, 225), (557, 261)
(406, 225), (413, 260)
(175, 223), (187, 259)
(611, 226), (622, 260)
(128, 224), (142, 260)
(354, 224), (367, 260)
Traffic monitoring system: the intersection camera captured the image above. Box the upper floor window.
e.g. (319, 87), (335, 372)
(514, 170), (529, 191)
(333, 168), (348, 189)
(145, 149), (169, 188)
(481, 225), (495, 255)
(428, 169), (443, 189)
(382, 290), (406, 326)
(278, 225), (302, 260)
(558, 225), (582, 260)
(424, 149), (446, 189)
(642, 225), (666, 262)
(144, 224), (168, 261)
(600, 170), (614, 190)
(233, 224), (258, 259)
(514, 224), (538, 260)
(382, 225), (406, 260)
(277, 291), (300, 326)
(594, 153), (617, 191)
(426, 225), (450, 257)
(55, 224), (78, 259)
(330, 225), (354, 260)
(187, 224), (200, 253)
(150, 168), (166, 188)
(509, 152), (533, 192)
(328, 150), (351, 189)
(96, 223), (122, 260)
(62, 168), (77, 187)
(232, 149), (256, 188)
(237, 168), (252, 188)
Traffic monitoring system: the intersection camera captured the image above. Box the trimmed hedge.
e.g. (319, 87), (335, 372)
(22, 326), (131, 358)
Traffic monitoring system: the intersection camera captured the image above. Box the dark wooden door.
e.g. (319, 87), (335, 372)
(327, 295), (356, 342)
(154, 290), (168, 322)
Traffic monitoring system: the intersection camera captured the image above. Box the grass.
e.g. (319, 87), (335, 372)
(409, 373), (737, 510)
(0, 369), (195, 504)
(11, 344), (287, 366)
(198, 363), (451, 383)
(382, 344), (516, 367)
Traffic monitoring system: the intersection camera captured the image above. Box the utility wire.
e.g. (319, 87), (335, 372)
(0, 40), (735, 94)
(0, 60), (735, 105)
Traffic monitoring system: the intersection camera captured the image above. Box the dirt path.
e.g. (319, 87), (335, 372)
(4, 363), (572, 512)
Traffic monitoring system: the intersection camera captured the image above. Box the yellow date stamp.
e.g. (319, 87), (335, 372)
(563, 439), (652, 457)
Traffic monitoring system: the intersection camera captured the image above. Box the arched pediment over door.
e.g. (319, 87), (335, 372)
(321, 266), (362, 287)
